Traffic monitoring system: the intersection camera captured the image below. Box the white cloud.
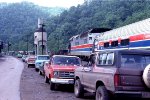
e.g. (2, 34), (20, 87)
(0, 0), (85, 8)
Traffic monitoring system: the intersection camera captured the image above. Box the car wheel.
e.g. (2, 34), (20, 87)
(39, 70), (42, 75)
(50, 79), (56, 90)
(44, 75), (49, 83)
(74, 79), (84, 98)
(35, 68), (39, 72)
(143, 64), (150, 88)
(96, 86), (109, 100)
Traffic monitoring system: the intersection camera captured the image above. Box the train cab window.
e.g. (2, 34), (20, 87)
(84, 39), (87, 44)
(75, 42), (79, 45)
(89, 37), (92, 40)
(76, 36), (79, 40)
(104, 42), (109, 48)
(111, 41), (118, 47)
(121, 39), (129, 46)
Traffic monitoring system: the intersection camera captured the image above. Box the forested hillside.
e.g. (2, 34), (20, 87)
(1, 0), (150, 52)
(46, 0), (150, 51)
(0, 2), (65, 51)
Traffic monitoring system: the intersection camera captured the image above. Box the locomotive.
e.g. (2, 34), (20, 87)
(68, 28), (111, 60)
(69, 18), (150, 60)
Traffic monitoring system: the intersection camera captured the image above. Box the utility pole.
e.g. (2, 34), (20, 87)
(58, 36), (59, 50)
(40, 23), (45, 55)
(27, 35), (29, 55)
(7, 41), (11, 55)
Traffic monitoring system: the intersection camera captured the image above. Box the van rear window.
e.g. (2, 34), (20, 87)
(121, 54), (150, 68)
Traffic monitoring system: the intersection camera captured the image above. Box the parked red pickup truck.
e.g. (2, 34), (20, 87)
(44, 55), (81, 90)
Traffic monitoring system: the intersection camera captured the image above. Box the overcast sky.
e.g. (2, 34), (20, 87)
(0, 0), (85, 8)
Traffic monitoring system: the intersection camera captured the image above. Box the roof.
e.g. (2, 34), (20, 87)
(101, 49), (150, 54)
(69, 35), (80, 41)
(80, 28), (111, 38)
(53, 55), (77, 57)
(37, 55), (49, 57)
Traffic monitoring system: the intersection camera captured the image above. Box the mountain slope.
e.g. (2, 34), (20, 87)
(46, 0), (150, 51)
(1, 1), (150, 52)
(0, 2), (64, 41)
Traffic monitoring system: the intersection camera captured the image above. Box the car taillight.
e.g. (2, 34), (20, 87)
(114, 74), (120, 86)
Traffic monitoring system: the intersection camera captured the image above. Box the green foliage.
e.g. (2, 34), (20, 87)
(46, 0), (150, 52)
(0, 2), (65, 51)
(1, 0), (150, 52)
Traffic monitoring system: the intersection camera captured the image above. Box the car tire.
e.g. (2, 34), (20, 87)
(96, 86), (109, 100)
(50, 79), (56, 91)
(74, 79), (84, 98)
(39, 70), (42, 75)
(44, 75), (49, 83)
(143, 64), (150, 88)
(35, 68), (39, 72)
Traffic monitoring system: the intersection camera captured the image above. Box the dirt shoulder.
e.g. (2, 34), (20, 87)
(20, 63), (93, 100)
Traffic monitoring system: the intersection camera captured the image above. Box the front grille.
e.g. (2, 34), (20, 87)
(59, 71), (74, 78)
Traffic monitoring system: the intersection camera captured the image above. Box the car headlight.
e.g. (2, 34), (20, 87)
(36, 62), (41, 66)
(53, 71), (59, 77)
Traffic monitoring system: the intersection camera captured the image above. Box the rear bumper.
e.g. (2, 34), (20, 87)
(115, 91), (150, 98)
(51, 78), (74, 84)
(27, 63), (35, 65)
(35, 65), (40, 69)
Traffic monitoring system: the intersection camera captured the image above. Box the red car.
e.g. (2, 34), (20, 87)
(26, 55), (36, 68)
(44, 55), (81, 90)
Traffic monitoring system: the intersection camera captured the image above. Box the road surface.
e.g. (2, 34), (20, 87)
(20, 61), (94, 100)
(0, 56), (24, 100)
(0, 56), (145, 100)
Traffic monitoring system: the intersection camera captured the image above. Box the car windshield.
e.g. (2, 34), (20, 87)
(121, 54), (150, 69)
(23, 55), (28, 57)
(38, 56), (50, 60)
(53, 56), (81, 66)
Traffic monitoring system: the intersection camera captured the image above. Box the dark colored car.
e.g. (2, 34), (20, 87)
(74, 50), (150, 100)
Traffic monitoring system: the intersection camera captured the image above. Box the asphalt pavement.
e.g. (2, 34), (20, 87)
(0, 56), (147, 100)
(0, 56), (24, 100)
(20, 61), (94, 100)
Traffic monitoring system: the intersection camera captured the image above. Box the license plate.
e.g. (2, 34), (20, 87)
(142, 92), (150, 98)
(68, 80), (74, 84)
